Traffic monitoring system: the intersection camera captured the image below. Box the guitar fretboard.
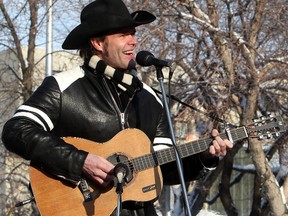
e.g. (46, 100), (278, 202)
(130, 126), (248, 172)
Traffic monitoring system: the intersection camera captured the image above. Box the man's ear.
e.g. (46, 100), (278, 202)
(90, 38), (103, 51)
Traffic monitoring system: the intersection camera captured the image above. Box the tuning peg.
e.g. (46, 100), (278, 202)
(274, 132), (281, 137)
(267, 112), (272, 117)
(253, 118), (260, 124)
(266, 132), (272, 139)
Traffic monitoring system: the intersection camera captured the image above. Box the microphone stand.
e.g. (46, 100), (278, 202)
(115, 163), (128, 216)
(155, 66), (192, 216)
(116, 175), (124, 216)
(116, 180), (123, 216)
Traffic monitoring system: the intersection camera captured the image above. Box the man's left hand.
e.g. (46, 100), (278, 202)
(209, 129), (233, 157)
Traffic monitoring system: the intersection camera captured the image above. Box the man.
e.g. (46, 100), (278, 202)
(2, 0), (232, 215)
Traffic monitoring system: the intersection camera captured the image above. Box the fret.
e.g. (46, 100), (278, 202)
(196, 140), (203, 154)
(147, 154), (153, 168)
(158, 149), (167, 164)
(143, 154), (149, 169)
(138, 156), (144, 171)
(156, 149), (164, 165)
(139, 156), (145, 170)
(131, 158), (137, 172)
(152, 151), (160, 166)
(166, 148), (174, 163)
(135, 157), (141, 172)
(183, 143), (189, 158)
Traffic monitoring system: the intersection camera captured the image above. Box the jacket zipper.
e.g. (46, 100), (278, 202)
(120, 113), (125, 129)
(103, 78), (132, 130)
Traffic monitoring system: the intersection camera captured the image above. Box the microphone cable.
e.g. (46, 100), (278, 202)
(152, 87), (238, 128)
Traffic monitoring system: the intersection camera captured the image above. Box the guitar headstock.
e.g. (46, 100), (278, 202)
(247, 114), (286, 139)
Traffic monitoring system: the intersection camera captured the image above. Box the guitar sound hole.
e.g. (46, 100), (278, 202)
(107, 153), (133, 186)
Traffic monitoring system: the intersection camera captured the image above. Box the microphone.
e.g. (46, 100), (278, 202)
(114, 163), (129, 184)
(136, 50), (172, 67)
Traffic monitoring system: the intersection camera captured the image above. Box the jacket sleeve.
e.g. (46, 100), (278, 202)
(1, 76), (88, 183)
(160, 153), (219, 185)
(153, 108), (219, 185)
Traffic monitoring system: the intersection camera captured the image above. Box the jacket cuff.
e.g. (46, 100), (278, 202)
(198, 154), (219, 171)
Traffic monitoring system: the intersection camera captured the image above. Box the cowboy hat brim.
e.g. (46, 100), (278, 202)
(62, 10), (155, 50)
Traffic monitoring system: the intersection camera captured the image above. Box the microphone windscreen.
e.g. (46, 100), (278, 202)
(136, 50), (154, 66)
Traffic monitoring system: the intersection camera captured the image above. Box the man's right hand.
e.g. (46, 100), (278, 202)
(82, 153), (115, 188)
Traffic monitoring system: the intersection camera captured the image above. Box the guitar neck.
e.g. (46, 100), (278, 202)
(131, 126), (248, 172)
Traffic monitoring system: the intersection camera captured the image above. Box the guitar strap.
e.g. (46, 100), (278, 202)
(78, 177), (93, 202)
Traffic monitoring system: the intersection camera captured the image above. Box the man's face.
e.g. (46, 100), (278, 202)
(92, 28), (137, 70)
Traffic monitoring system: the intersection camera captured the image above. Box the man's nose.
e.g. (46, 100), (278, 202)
(129, 35), (137, 46)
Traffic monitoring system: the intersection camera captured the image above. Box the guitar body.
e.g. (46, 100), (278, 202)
(30, 129), (163, 216)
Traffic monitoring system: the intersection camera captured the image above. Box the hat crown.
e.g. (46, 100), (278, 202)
(62, 0), (156, 49)
(80, 0), (131, 23)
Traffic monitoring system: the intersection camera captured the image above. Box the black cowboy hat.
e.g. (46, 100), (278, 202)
(62, 0), (156, 50)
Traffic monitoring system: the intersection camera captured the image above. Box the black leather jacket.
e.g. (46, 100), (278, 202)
(2, 65), (213, 185)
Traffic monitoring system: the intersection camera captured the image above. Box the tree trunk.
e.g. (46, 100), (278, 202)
(250, 139), (286, 215)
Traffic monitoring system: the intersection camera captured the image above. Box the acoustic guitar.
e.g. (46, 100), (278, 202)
(29, 115), (285, 215)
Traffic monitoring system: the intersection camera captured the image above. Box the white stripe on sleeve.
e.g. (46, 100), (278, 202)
(13, 112), (48, 131)
(153, 137), (173, 151)
(14, 105), (54, 131)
